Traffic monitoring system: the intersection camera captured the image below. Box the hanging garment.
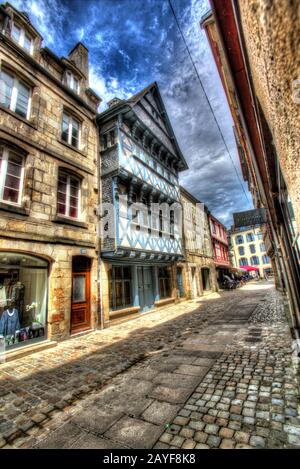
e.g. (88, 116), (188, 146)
(0, 285), (6, 307)
(11, 283), (25, 323)
(0, 308), (21, 337)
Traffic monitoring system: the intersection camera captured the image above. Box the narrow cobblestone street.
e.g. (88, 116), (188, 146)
(0, 281), (299, 449)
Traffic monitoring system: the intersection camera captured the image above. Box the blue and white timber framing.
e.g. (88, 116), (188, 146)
(97, 82), (189, 314)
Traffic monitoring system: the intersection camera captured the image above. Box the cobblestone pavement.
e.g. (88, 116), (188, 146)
(0, 281), (299, 449)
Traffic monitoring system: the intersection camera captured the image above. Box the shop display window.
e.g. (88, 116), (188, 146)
(0, 252), (48, 350)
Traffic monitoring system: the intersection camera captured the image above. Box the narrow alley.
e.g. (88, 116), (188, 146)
(0, 281), (299, 449)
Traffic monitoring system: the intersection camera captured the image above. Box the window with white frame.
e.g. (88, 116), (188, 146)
(260, 242), (266, 252)
(66, 71), (80, 94)
(250, 256), (260, 266)
(61, 113), (80, 148)
(262, 255), (270, 264)
(0, 69), (31, 119)
(0, 146), (24, 205)
(11, 22), (33, 55)
(57, 171), (81, 219)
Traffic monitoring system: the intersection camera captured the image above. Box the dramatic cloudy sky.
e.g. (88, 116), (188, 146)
(12, 0), (253, 226)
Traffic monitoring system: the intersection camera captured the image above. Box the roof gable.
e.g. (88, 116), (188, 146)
(127, 82), (188, 170)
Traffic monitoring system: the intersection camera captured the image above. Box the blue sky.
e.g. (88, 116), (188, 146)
(12, 0), (253, 226)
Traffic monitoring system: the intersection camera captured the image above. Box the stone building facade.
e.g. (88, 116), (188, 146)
(178, 187), (217, 299)
(230, 225), (272, 279)
(97, 83), (188, 325)
(0, 3), (101, 354)
(202, 1), (300, 331)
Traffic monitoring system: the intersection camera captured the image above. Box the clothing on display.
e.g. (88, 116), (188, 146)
(11, 282), (25, 322)
(0, 253), (48, 349)
(0, 285), (7, 307)
(0, 308), (21, 337)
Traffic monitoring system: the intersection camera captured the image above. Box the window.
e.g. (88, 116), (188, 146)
(238, 246), (245, 256)
(250, 256), (259, 266)
(257, 232), (263, 240)
(0, 147), (24, 205)
(109, 129), (115, 146)
(260, 242), (266, 252)
(66, 72), (80, 94)
(102, 134), (108, 150)
(11, 23), (33, 54)
(109, 266), (132, 310)
(0, 69), (31, 119)
(262, 255), (270, 264)
(158, 267), (171, 299)
(249, 244), (256, 254)
(235, 235), (244, 245)
(239, 258), (248, 266)
(246, 233), (255, 242)
(215, 243), (221, 257)
(159, 209), (163, 236)
(0, 253), (48, 349)
(57, 171), (80, 219)
(61, 113), (80, 148)
(170, 210), (174, 237)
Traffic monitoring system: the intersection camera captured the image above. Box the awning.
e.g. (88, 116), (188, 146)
(230, 267), (247, 276)
(230, 267), (247, 273)
(241, 265), (260, 272)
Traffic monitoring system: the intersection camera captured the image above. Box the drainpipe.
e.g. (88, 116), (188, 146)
(96, 116), (105, 330)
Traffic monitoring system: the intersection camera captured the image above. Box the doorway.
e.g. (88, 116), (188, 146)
(137, 266), (154, 312)
(176, 267), (185, 297)
(191, 267), (197, 297)
(202, 268), (211, 291)
(71, 256), (91, 334)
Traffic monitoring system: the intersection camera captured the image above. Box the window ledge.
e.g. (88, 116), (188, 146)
(53, 215), (88, 229)
(0, 104), (38, 129)
(59, 139), (87, 157)
(0, 202), (29, 216)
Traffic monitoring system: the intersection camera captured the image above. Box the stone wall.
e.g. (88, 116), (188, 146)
(0, 10), (100, 341)
(238, 0), (300, 231)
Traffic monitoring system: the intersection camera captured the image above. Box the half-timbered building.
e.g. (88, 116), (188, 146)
(97, 83), (188, 324)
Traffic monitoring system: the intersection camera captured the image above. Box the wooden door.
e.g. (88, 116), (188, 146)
(138, 267), (154, 312)
(71, 258), (91, 334)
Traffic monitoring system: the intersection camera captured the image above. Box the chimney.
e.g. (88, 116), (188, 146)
(107, 97), (122, 108)
(68, 42), (89, 79)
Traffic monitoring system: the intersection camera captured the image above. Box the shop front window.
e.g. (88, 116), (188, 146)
(0, 252), (48, 350)
(109, 265), (132, 310)
(158, 267), (171, 299)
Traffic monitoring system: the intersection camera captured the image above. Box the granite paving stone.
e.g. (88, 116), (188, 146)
(1, 282), (299, 449)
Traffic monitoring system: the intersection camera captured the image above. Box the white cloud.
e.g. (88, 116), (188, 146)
(10, 0), (68, 48)
(89, 65), (133, 110)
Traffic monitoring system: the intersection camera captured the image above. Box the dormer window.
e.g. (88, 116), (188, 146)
(0, 69), (31, 119)
(11, 22), (33, 55)
(66, 71), (80, 94)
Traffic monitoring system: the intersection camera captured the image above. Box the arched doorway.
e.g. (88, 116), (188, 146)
(71, 256), (91, 334)
(202, 267), (211, 291)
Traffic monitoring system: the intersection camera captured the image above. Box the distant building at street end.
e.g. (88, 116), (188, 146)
(208, 213), (231, 287)
(201, 2), (300, 333)
(229, 209), (273, 279)
(178, 187), (218, 299)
